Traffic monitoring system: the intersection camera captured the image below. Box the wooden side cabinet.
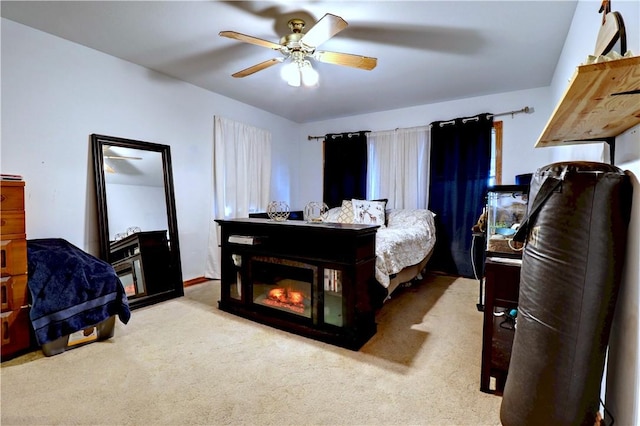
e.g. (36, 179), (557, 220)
(1, 180), (32, 360)
(480, 258), (521, 394)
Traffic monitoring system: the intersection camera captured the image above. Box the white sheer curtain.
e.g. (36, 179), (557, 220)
(205, 116), (271, 279)
(366, 126), (430, 209)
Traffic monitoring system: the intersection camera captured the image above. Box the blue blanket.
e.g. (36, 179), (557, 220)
(27, 238), (131, 345)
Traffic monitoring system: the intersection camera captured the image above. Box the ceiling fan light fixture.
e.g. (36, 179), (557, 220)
(280, 61), (301, 86)
(280, 57), (318, 87)
(287, 72), (301, 87)
(300, 61), (319, 87)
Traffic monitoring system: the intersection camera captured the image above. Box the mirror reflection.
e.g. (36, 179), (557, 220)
(103, 147), (168, 241)
(92, 134), (183, 309)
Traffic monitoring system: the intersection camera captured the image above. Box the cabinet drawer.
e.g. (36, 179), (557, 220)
(1, 275), (28, 312)
(1, 308), (32, 358)
(1, 239), (28, 277)
(0, 184), (25, 211)
(0, 211), (26, 237)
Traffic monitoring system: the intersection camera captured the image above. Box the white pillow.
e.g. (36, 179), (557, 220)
(324, 207), (342, 223)
(352, 199), (386, 227)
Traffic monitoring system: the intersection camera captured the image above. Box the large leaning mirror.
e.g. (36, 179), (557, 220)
(91, 134), (184, 309)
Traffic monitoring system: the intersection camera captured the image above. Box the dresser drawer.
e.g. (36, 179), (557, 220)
(0, 211), (26, 237)
(1, 275), (28, 313)
(1, 239), (27, 277)
(1, 307), (32, 358)
(0, 183), (25, 211)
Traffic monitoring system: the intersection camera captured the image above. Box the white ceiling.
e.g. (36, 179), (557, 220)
(1, 1), (578, 123)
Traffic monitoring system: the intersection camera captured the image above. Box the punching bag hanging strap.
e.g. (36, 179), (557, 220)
(513, 168), (566, 243)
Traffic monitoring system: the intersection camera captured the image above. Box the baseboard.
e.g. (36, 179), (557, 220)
(183, 276), (210, 287)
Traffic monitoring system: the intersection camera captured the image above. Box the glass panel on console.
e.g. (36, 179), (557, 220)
(230, 254), (242, 300)
(323, 268), (344, 327)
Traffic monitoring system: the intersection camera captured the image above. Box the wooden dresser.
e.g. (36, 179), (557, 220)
(0, 180), (31, 359)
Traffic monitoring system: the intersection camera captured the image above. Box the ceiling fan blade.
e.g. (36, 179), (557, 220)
(104, 155), (143, 160)
(232, 58), (284, 78)
(300, 13), (348, 48)
(219, 31), (282, 50)
(314, 51), (377, 70)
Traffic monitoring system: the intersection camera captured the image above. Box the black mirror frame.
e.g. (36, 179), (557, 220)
(91, 133), (184, 305)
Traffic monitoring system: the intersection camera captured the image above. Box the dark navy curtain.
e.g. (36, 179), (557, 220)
(428, 114), (493, 277)
(323, 132), (368, 208)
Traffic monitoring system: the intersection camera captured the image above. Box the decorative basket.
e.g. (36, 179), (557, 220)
(267, 201), (290, 222)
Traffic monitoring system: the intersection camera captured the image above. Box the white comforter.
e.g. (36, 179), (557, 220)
(374, 209), (437, 287)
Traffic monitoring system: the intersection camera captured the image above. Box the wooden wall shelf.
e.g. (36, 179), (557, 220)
(536, 55), (640, 147)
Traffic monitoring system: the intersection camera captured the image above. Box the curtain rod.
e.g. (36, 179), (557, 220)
(307, 131), (371, 141)
(491, 106), (532, 118)
(437, 106), (533, 127)
(307, 106), (532, 139)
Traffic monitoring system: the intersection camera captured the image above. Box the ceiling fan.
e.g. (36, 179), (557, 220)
(219, 13), (377, 86)
(102, 148), (142, 174)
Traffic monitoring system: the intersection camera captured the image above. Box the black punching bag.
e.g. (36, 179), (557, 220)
(500, 161), (632, 426)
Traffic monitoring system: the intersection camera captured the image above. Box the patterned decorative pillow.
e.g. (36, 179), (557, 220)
(336, 199), (354, 223)
(352, 199), (387, 227)
(324, 207), (342, 223)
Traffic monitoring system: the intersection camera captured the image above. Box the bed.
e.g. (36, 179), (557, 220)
(325, 200), (437, 299)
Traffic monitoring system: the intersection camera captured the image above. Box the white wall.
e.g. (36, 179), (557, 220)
(1, 18), (299, 281)
(608, 125), (640, 426)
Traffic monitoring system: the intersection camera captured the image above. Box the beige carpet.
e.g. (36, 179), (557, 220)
(1, 274), (502, 425)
